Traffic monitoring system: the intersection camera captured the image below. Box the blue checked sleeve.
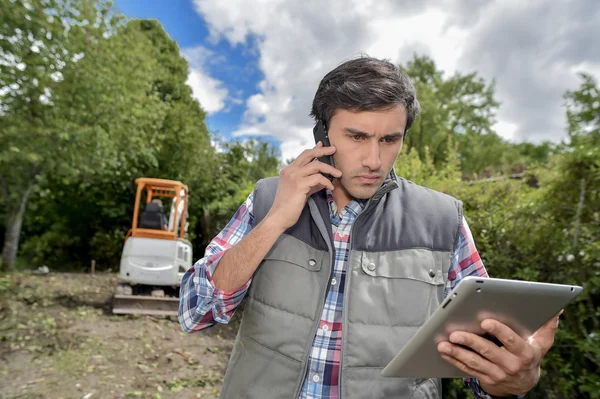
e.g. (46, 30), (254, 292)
(451, 218), (525, 399)
(178, 190), (255, 332)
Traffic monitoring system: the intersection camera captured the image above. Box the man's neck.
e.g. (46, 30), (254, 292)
(331, 179), (353, 212)
(330, 176), (391, 213)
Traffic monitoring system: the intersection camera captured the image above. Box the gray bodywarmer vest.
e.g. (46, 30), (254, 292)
(219, 171), (463, 399)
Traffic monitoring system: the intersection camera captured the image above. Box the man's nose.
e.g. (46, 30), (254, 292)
(362, 142), (382, 171)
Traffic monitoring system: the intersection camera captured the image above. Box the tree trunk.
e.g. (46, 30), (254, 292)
(1, 185), (33, 271)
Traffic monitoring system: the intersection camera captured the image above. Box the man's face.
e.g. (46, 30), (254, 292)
(327, 105), (407, 200)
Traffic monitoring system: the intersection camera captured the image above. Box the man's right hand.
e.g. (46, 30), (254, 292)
(266, 142), (342, 230)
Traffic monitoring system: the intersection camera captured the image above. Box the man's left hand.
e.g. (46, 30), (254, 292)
(437, 310), (562, 397)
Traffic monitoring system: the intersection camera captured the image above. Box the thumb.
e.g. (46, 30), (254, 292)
(530, 309), (563, 354)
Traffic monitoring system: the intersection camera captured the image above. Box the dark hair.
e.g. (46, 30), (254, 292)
(310, 56), (420, 134)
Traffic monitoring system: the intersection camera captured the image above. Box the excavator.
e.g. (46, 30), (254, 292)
(112, 178), (193, 316)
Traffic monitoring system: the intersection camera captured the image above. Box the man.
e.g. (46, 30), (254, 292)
(150, 199), (169, 231)
(179, 56), (560, 398)
(139, 199), (169, 231)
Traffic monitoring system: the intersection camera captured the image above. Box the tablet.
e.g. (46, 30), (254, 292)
(381, 276), (583, 378)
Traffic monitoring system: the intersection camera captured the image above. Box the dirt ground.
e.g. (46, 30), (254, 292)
(0, 272), (241, 399)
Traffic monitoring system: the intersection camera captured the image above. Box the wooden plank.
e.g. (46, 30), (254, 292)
(112, 308), (178, 316)
(112, 294), (179, 316)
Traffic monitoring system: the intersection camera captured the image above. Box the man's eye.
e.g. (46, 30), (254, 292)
(382, 137), (398, 144)
(352, 135), (365, 141)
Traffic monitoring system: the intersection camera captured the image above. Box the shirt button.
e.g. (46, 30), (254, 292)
(429, 269), (436, 278)
(308, 259), (316, 267)
(367, 262), (376, 271)
(331, 278), (337, 286)
(322, 324), (329, 331)
(313, 374), (320, 383)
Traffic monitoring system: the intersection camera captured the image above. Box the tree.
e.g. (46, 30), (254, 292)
(400, 56), (499, 171)
(399, 55), (553, 178)
(196, 138), (279, 253)
(5, 10), (280, 270)
(434, 73), (599, 399)
(13, 16), (216, 269)
(0, 0), (167, 270)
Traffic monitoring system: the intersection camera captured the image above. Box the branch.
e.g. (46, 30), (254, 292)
(18, 183), (34, 216)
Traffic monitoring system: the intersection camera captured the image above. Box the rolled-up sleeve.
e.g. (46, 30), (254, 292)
(450, 218), (525, 399)
(178, 190), (255, 332)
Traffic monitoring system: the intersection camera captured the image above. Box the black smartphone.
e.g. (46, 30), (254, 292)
(312, 120), (336, 181)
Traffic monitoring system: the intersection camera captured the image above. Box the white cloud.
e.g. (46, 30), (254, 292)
(181, 45), (228, 114)
(366, 9), (468, 75)
(493, 121), (518, 142)
(186, 69), (228, 114)
(193, 0), (600, 160)
(453, 0), (600, 143)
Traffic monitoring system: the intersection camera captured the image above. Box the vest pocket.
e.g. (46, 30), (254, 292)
(248, 233), (329, 327)
(342, 367), (430, 398)
(412, 377), (442, 398)
(359, 248), (446, 286)
(347, 249), (448, 328)
(221, 335), (303, 399)
(262, 233), (326, 271)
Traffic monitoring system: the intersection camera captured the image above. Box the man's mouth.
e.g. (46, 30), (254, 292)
(355, 175), (381, 184)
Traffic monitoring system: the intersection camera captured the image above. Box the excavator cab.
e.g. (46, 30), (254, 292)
(139, 200), (169, 231)
(113, 178), (193, 316)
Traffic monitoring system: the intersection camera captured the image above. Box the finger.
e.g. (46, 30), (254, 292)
(300, 159), (342, 179)
(304, 174), (335, 194)
(293, 144), (337, 167)
(448, 331), (521, 376)
(438, 342), (506, 385)
(440, 354), (488, 381)
(481, 319), (528, 355)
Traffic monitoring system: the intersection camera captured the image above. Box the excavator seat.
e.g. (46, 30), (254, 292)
(139, 202), (166, 230)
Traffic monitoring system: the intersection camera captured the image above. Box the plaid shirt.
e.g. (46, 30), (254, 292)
(179, 189), (493, 398)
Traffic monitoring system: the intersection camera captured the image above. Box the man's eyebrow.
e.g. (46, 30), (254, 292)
(343, 127), (404, 139)
(382, 132), (404, 139)
(344, 127), (371, 136)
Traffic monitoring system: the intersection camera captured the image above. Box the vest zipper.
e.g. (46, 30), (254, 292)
(338, 180), (396, 397)
(295, 198), (338, 398)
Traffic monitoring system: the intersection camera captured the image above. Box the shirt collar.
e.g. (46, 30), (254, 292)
(326, 189), (367, 221)
(323, 167), (399, 220)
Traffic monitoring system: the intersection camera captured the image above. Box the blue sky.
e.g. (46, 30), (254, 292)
(112, 1), (599, 162)
(114, 0), (281, 151)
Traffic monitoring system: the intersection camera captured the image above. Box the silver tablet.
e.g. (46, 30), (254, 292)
(381, 276), (583, 378)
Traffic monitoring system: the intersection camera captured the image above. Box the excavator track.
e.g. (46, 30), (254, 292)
(112, 283), (180, 316)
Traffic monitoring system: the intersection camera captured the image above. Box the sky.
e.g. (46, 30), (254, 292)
(115, 0), (600, 162)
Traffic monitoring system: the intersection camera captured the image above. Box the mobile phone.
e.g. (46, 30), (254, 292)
(312, 120), (336, 181)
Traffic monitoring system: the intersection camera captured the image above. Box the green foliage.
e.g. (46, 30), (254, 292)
(399, 56), (555, 178)
(395, 132), (461, 189)
(1, 2), (598, 396)
(398, 73), (600, 398)
(401, 55), (499, 172)
(197, 139), (279, 251)
(0, 0), (173, 269)
(0, 1), (280, 269)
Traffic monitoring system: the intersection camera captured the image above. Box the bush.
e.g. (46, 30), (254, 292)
(401, 148), (599, 398)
